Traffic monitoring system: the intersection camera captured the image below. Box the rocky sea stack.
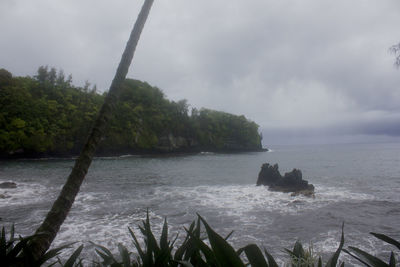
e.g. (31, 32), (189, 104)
(0, 181), (17, 189)
(256, 163), (315, 197)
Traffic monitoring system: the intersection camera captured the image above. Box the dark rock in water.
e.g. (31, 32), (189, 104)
(256, 163), (281, 186)
(0, 182), (17, 189)
(256, 163), (314, 197)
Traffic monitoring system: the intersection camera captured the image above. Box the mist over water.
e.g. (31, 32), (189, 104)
(1, 142), (399, 264)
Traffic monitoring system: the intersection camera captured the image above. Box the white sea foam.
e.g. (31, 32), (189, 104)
(149, 183), (375, 218)
(119, 154), (138, 158)
(0, 180), (50, 207)
(199, 151), (215, 155)
(312, 229), (392, 266)
(39, 183), (376, 261)
(52, 206), (166, 259)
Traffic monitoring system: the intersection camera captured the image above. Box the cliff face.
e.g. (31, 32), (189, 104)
(155, 133), (262, 153)
(156, 134), (198, 152)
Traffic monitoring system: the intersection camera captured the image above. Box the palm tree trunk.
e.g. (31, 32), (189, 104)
(28, 0), (154, 259)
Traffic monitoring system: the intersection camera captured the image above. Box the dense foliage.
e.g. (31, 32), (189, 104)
(3, 214), (399, 266)
(0, 67), (262, 157)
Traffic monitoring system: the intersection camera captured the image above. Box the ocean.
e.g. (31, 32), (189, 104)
(1, 142), (399, 265)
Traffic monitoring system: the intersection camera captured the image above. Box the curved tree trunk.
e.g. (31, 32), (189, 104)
(28, 0), (154, 259)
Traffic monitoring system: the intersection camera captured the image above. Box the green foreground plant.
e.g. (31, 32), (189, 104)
(91, 212), (345, 267)
(2, 215), (399, 266)
(0, 225), (83, 266)
(343, 232), (400, 266)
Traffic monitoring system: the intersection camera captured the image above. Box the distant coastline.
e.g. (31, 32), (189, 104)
(0, 67), (264, 159)
(1, 147), (269, 160)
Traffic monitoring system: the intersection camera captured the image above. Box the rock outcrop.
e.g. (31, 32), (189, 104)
(256, 163), (314, 197)
(0, 182), (17, 189)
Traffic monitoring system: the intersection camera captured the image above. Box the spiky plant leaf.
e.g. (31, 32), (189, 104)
(173, 237), (189, 262)
(293, 241), (305, 258)
(343, 248), (370, 266)
(370, 233), (400, 251)
(143, 210), (160, 260)
(37, 243), (75, 265)
(63, 244), (84, 267)
(94, 249), (111, 263)
(10, 225), (15, 246)
(118, 243), (131, 267)
(318, 256), (322, 267)
(325, 222), (344, 267)
(6, 235), (33, 261)
(264, 248), (279, 267)
(389, 251), (396, 267)
(173, 221), (195, 262)
(198, 214), (245, 267)
(160, 217), (169, 252)
(181, 218), (207, 265)
(347, 246), (389, 267)
(92, 241), (119, 265)
(184, 226), (217, 265)
(225, 230), (234, 241)
(241, 244), (268, 267)
(175, 260), (195, 267)
(169, 233), (179, 251)
(128, 227), (145, 260)
(0, 226), (6, 259)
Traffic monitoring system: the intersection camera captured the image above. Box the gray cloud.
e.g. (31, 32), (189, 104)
(1, 0), (400, 144)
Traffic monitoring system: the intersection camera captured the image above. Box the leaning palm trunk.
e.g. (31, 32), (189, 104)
(28, 0), (154, 259)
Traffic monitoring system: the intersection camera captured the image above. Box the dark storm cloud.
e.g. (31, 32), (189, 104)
(1, 0), (400, 144)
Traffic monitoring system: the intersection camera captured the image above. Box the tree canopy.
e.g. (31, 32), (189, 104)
(0, 67), (262, 157)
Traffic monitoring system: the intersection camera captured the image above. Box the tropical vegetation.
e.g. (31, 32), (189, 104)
(0, 67), (262, 158)
(2, 213), (399, 266)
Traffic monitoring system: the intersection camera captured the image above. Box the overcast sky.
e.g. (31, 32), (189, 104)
(1, 0), (400, 145)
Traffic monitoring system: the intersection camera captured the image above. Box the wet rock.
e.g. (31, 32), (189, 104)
(256, 163), (281, 186)
(0, 182), (17, 189)
(0, 193), (11, 199)
(256, 163), (315, 197)
(290, 189), (315, 198)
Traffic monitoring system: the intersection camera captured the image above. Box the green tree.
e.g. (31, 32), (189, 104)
(27, 0), (154, 260)
(0, 68), (12, 86)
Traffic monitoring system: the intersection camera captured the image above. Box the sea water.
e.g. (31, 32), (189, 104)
(1, 142), (399, 265)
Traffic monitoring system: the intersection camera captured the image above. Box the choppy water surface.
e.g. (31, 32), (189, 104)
(1, 142), (400, 265)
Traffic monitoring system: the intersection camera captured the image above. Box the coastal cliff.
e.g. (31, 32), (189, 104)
(0, 67), (264, 158)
